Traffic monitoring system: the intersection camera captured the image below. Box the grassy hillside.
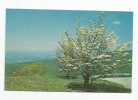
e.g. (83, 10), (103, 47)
(5, 75), (131, 92)
(5, 59), (61, 77)
(5, 50), (132, 92)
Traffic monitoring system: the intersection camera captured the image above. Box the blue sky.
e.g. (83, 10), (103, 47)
(6, 9), (133, 52)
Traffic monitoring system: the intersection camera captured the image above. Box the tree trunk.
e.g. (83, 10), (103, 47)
(83, 76), (90, 88)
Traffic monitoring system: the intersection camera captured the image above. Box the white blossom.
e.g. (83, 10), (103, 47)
(123, 52), (129, 56)
(127, 59), (132, 62)
(116, 60), (121, 62)
(94, 60), (98, 63)
(112, 63), (117, 66)
(97, 54), (111, 59)
(73, 67), (78, 70)
(85, 63), (91, 66)
(58, 69), (63, 71)
(105, 59), (111, 61)
(67, 63), (73, 67)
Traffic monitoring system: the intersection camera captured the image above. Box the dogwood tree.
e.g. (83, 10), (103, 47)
(57, 12), (131, 88)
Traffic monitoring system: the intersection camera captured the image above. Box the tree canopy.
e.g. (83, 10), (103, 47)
(57, 12), (131, 88)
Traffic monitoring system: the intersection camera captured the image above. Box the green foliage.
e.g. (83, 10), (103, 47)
(113, 66), (132, 74)
(12, 62), (47, 76)
(113, 50), (132, 74)
(5, 63), (23, 77)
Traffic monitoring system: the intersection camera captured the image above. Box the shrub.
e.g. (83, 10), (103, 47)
(13, 62), (47, 76)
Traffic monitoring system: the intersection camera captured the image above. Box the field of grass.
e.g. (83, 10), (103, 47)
(5, 57), (132, 92)
(5, 75), (131, 92)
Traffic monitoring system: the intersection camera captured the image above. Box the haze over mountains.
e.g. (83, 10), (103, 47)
(5, 50), (132, 64)
(6, 50), (56, 64)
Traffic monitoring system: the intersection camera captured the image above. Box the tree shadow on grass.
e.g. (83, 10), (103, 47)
(67, 81), (131, 93)
(58, 75), (78, 79)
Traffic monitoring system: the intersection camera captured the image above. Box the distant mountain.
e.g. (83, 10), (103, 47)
(5, 51), (56, 64)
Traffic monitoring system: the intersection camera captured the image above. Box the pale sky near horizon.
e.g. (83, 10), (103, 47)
(6, 9), (133, 52)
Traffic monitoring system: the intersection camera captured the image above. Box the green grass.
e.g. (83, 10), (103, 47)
(5, 75), (131, 92)
(5, 58), (132, 92)
(5, 75), (72, 92)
